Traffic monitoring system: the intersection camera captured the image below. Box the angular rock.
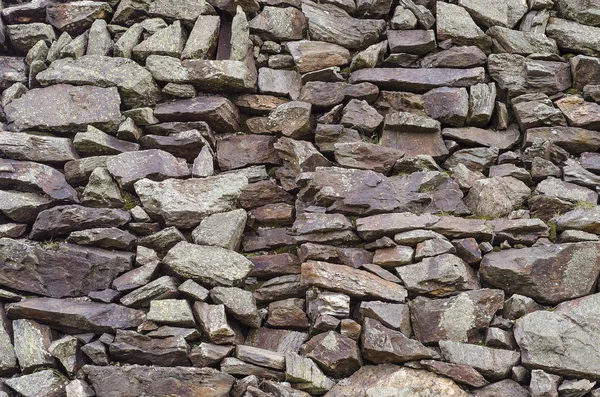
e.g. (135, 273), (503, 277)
(546, 18), (600, 57)
(147, 299), (195, 327)
(420, 360), (488, 388)
(325, 364), (469, 397)
(388, 29), (436, 55)
(423, 87), (469, 127)
(6, 298), (144, 334)
(481, 242), (600, 305)
(302, 331), (361, 378)
(285, 352), (334, 394)
(556, 95), (600, 130)
(164, 242), (253, 287)
(109, 330), (189, 366)
(249, 6), (306, 41)
(301, 1), (386, 50)
(48, 336), (83, 376)
(465, 176), (531, 218)
(349, 67), (486, 93)
(525, 126), (600, 154)
(134, 174), (247, 228)
(46, 1), (111, 35)
(67, 227), (136, 250)
(5, 84), (121, 134)
(74, 127), (139, 156)
(182, 15), (220, 60)
(13, 319), (54, 374)
(192, 209), (247, 251)
(84, 364), (235, 397)
(334, 142), (403, 174)
(211, 287), (261, 328)
(217, 135), (280, 171)
(396, 253), (480, 296)
(154, 96), (240, 134)
(340, 99), (383, 134)
(440, 340), (520, 381)
(514, 293), (600, 379)
(301, 261), (407, 302)
(436, 2), (491, 51)
(287, 41), (350, 73)
(380, 112), (447, 159)
(0, 238), (132, 298)
(410, 289), (504, 344)
(4, 369), (68, 397)
(487, 26), (558, 55)
(37, 55), (161, 108)
(5, 23), (55, 53)
(193, 302), (240, 345)
(0, 57), (27, 90)
(132, 21), (186, 61)
(119, 275), (179, 308)
(0, 132), (78, 164)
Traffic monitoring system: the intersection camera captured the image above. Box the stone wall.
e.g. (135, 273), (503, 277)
(0, 0), (600, 395)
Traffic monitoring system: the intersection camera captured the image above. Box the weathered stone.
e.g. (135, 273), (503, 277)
(421, 46), (487, 69)
(334, 142), (403, 175)
(87, 19), (112, 56)
(132, 21), (186, 61)
(357, 213), (440, 240)
(211, 287), (261, 328)
(472, 379), (529, 397)
(554, 207), (600, 234)
(13, 319), (54, 373)
(468, 83), (496, 126)
(513, 95), (567, 131)
(300, 82), (378, 111)
(514, 293), (600, 379)
(525, 126), (600, 154)
(301, 1), (386, 50)
(134, 174), (247, 228)
(146, 299), (195, 327)
(74, 127), (140, 156)
(84, 365), (235, 397)
(487, 26), (558, 55)
(154, 96), (240, 134)
(380, 112), (448, 159)
(246, 327), (308, 354)
(465, 177), (531, 218)
(267, 298), (309, 330)
(388, 30), (435, 55)
(4, 369), (68, 397)
(436, 2), (491, 51)
(349, 67), (485, 93)
(287, 41), (350, 73)
(350, 41), (387, 71)
(119, 276), (179, 308)
(556, 95), (600, 130)
(164, 242), (253, 288)
(66, 379), (95, 397)
(46, 1), (111, 35)
(301, 261), (407, 302)
(37, 55), (161, 108)
(7, 298), (144, 334)
(325, 364), (469, 397)
(299, 331), (361, 378)
(236, 345), (285, 371)
(442, 126), (518, 150)
(420, 360), (489, 388)
(481, 242), (600, 304)
(285, 352), (334, 394)
(443, 147), (499, 173)
(109, 330), (189, 366)
(440, 340), (520, 381)
(48, 336), (83, 376)
(221, 357), (284, 381)
(182, 15), (220, 60)
(5, 84), (121, 134)
(249, 6), (306, 41)
(423, 87), (469, 127)
(193, 301), (241, 345)
(396, 253), (480, 296)
(410, 289), (504, 344)
(5, 23), (55, 53)
(189, 342), (233, 367)
(264, 101), (315, 139)
(191, 209), (247, 252)
(67, 227), (136, 250)
(217, 135), (280, 171)
(547, 18), (600, 57)
(0, 132), (78, 164)
(0, 57), (27, 90)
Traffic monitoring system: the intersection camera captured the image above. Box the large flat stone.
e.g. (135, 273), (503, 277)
(0, 132), (78, 164)
(481, 242), (600, 305)
(0, 237), (133, 298)
(36, 55), (161, 108)
(83, 365), (235, 397)
(6, 298), (145, 333)
(134, 174), (248, 229)
(515, 293), (600, 379)
(5, 84), (122, 134)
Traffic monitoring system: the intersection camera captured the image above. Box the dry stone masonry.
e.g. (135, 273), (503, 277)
(1, 0), (600, 396)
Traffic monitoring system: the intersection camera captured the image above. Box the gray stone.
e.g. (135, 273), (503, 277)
(80, 167), (124, 208)
(0, 132), (78, 164)
(249, 6), (306, 41)
(192, 209), (247, 251)
(67, 227), (136, 250)
(258, 68), (301, 100)
(5, 84), (121, 134)
(388, 29), (436, 55)
(285, 352), (334, 395)
(436, 2), (491, 52)
(211, 287), (261, 328)
(465, 177), (531, 218)
(5, 23), (55, 53)
(86, 19), (112, 56)
(164, 242), (253, 287)
(547, 18), (600, 57)
(48, 336), (82, 376)
(487, 26), (558, 55)
(194, 301), (241, 345)
(4, 369), (68, 397)
(133, 21), (186, 61)
(423, 87), (469, 127)
(146, 299), (195, 327)
(182, 15), (220, 60)
(287, 40), (350, 73)
(13, 319), (54, 373)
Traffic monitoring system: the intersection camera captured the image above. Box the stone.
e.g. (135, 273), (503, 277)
(13, 319), (54, 373)
(46, 1), (111, 35)
(5, 84), (121, 134)
(472, 379), (529, 397)
(513, 96), (567, 132)
(109, 330), (189, 366)
(87, 19), (112, 56)
(0, 57), (27, 90)
(74, 127), (139, 156)
(465, 177), (531, 218)
(154, 96), (240, 134)
(350, 41), (387, 71)
(410, 289), (504, 344)
(488, 54), (571, 98)
(285, 352), (334, 394)
(67, 228), (136, 250)
(236, 345), (285, 370)
(193, 301), (240, 345)
(66, 379), (95, 397)
(108, 150), (189, 190)
(391, 6), (417, 29)
(48, 336), (83, 376)
(388, 30), (436, 55)
(217, 135), (280, 171)
(258, 68), (301, 100)
(349, 67), (485, 93)
(249, 6), (306, 41)
(301, 331), (361, 378)
(146, 299), (195, 327)
(357, 213), (440, 240)
(440, 340), (520, 381)
(0, 237), (133, 297)
(38, 55), (161, 109)
(487, 26), (558, 55)
(423, 87), (469, 127)
(0, 132), (78, 164)
(481, 242), (600, 305)
(468, 83), (496, 126)
(436, 2), (491, 51)
(287, 41), (350, 73)
(267, 298), (308, 330)
(420, 360), (489, 388)
(546, 18), (600, 57)
(525, 126), (600, 154)
(442, 127), (519, 150)
(189, 342), (233, 367)
(5, 23), (55, 53)
(80, 167), (124, 208)
(134, 174), (247, 228)
(457, 0), (508, 28)
(264, 101), (315, 139)
(211, 287), (261, 328)
(182, 15), (220, 59)
(4, 370), (68, 397)
(29, 204), (130, 240)
(191, 209), (247, 252)
(301, 261), (407, 302)
(84, 365), (235, 397)
(7, 298), (144, 334)
(396, 253), (480, 296)
(571, 55), (600, 91)
(443, 147), (499, 173)
(556, 95), (600, 130)
(558, 379), (596, 397)
(325, 364), (469, 397)
(334, 142), (404, 174)
(515, 293), (600, 379)
(300, 82), (378, 111)
(132, 21), (186, 61)
(221, 357), (284, 380)
(380, 112), (447, 159)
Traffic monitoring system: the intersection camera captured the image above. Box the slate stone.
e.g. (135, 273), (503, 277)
(480, 242), (600, 305)
(6, 298), (145, 334)
(109, 330), (189, 366)
(287, 40), (351, 73)
(5, 84), (122, 134)
(119, 276), (180, 308)
(154, 96), (241, 134)
(0, 132), (78, 164)
(4, 369), (68, 397)
(249, 6), (306, 41)
(546, 18), (600, 57)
